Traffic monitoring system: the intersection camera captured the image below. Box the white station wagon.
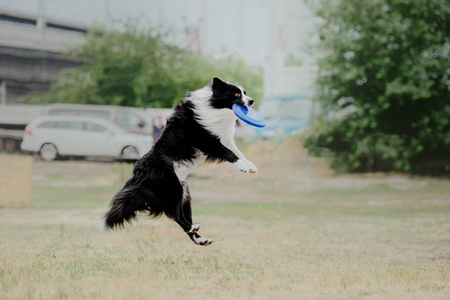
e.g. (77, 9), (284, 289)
(21, 116), (153, 161)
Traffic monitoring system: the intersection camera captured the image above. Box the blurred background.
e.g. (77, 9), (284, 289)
(0, 0), (448, 173)
(0, 0), (447, 176)
(1, 1), (449, 298)
(0, 0), (321, 158)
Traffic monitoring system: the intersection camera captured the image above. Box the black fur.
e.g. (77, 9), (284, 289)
(101, 78), (254, 246)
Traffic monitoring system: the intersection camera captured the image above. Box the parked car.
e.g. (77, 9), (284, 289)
(41, 103), (154, 136)
(21, 116), (153, 161)
(0, 103), (156, 153)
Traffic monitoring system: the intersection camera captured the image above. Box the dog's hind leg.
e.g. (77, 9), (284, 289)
(177, 182), (213, 246)
(181, 182), (200, 233)
(172, 210), (212, 246)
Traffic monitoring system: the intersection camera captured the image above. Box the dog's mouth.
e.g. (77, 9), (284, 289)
(232, 99), (254, 108)
(231, 100), (246, 108)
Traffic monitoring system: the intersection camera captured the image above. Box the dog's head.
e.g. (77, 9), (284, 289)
(209, 77), (255, 110)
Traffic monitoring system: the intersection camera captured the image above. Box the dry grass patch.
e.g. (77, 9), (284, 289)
(1, 142), (449, 299)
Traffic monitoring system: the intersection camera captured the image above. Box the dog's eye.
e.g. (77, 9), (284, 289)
(234, 92), (241, 97)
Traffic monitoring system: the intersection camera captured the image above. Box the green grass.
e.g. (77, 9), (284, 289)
(195, 201), (450, 220)
(307, 183), (450, 197)
(0, 153), (449, 299)
(34, 185), (118, 208)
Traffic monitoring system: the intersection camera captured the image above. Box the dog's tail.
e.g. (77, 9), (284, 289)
(99, 187), (143, 232)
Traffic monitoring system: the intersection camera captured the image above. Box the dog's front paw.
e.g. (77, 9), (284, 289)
(246, 160), (258, 173)
(233, 159), (251, 173)
(233, 159), (258, 173)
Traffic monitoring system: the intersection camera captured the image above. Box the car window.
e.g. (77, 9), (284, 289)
(37, 122), (57, 128)
(48, 109), (110, 119)
(84, 122), (108, 133)
(54, 121), (84, 131)
(115, 111), (142, 128)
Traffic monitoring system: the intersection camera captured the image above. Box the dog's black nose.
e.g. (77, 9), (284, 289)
(248, 99), (254, 106)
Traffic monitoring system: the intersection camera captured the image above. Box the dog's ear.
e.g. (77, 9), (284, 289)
(212, 77), (227, 93)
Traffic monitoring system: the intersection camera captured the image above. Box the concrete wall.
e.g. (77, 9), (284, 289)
(0, 46), (80, 103)
(0, 9), (86, 104)
(0, 154), (33, 207)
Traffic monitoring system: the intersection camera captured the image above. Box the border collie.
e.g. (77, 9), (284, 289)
(99, 77), (257, 246)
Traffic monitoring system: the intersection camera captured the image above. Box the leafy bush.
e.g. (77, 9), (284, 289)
(306, 0), (450, 175)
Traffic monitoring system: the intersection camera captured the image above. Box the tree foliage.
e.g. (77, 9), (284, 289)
(28, 23), (263, 108)
(305, 0), (450, 175)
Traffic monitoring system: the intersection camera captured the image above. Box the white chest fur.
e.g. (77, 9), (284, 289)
(196, 105), (237, 145)
(187, 86), (237, 146)
(173, 152), (206, 182)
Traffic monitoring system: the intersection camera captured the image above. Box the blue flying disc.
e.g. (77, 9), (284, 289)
(232, 103), (266, 128)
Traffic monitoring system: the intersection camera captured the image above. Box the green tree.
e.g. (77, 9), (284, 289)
(28, 23), (263, 108)
(305, 0), (450, 175)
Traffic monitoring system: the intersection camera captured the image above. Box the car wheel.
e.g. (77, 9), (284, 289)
(40, 143), (58, 161)
(121, 146), (139, 160)
(4, 139), (17, 152)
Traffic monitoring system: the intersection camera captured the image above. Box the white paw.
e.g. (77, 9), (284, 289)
(245, 160), (258, 173)
(195, 237), (213, 246)
(189, 224), (200, 233)
(233, 159), (251, 173)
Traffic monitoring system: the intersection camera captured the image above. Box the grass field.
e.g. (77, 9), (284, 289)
(1, 141), (449, 299)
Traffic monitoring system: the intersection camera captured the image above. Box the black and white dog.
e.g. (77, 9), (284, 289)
(99, 77), (257, 246)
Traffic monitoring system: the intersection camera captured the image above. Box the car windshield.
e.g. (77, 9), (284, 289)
(115, 111), (143, 128)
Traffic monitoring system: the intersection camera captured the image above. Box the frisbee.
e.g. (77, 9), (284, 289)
(232, 103), (266, 128)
